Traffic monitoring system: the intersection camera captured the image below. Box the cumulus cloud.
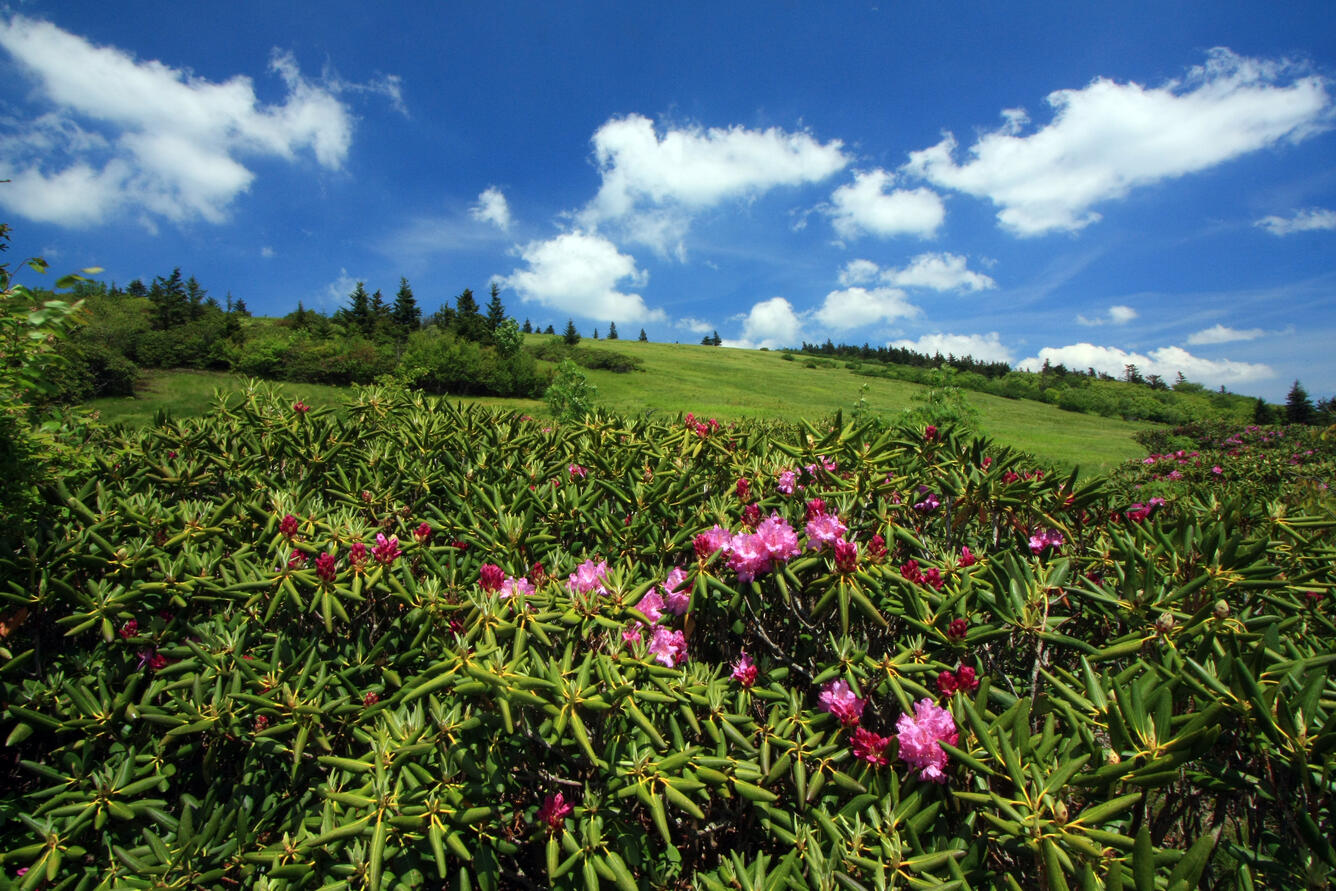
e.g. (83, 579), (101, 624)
(470, 186), (512, 231)
(580, 114), (848, 255)
(837, 258), (881, 286)
(904, 49), (1331, 236)
(725, 297), (803, 350)
(889, 332), (1014, 364)
(1017, 342), (1273, 386)
(676, 317), (714, 335)
(1255, 207), (1336, 235)
(1078, 304), (1138, 326)
(824, 169), (945, 240)
(1186, 323), (1266, 345)
(0, 16), (367, 227)
(503, 231), (664, 323)
(882, 252), (995, 292)
(812, 286), (918, 331)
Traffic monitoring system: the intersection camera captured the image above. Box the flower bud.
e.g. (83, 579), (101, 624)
(1213, 599), (1229, 619)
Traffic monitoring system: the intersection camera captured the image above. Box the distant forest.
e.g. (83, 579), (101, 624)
(27, 267), (1336, 427)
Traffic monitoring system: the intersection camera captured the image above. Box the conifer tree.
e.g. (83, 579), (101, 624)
(607, 321), (618, 340)
(1286, 380), (1314, 425)
(485, 282), (506, 332)
(522, 319), (532, 334)
(638, 328), (648, 342)
(391, 277), (421, 335)
(454, 288), (488, 342)
(563, 319), (580, 345)
(545, 324), (556, 335)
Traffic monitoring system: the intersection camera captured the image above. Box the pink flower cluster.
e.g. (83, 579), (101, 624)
(1028, 529), (1064, 555)
(731, 652), (758, 687)
(901, 559), (944, 591)
(776, 469), (798, 495)
(851, 727), (893, 766)
(567, 559), (610, 596)
(819, 680), (866, 726)
(937, 665), (979, 696)
(896, 698), (959, 782)
(371, 533), (401, 565)
(537, 792), (574, 830)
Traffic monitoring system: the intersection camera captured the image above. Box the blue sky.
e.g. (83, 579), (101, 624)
(2, 1), (1334, 400)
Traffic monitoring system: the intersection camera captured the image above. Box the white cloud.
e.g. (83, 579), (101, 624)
(319, 268), (360, 312)
(905, 49), (1331, 236)
(1017, 342), (1273, 386)
(724, 297), (803, 350)
(881, 252), (995, 292)
(837, 258), (881, 286)
(1077, 304), (1138, 326)
(676, 317), (714, 335)
(470, 186), (512, 231)
(581, 113), (848, 255)
(503, 231), (664, 323)
(1186, 323), (1266, 345)
(261, 245), (276, 258)
(1255, 207), (1336, 236)
(0, 16), (367, 227)
(889, 332), (1014, 364)
(825, 169), (945, 239)
(813, 286), (918, 331)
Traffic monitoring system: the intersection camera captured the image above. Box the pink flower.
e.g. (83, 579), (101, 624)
(924, 424), (938, 441)
(293, 400), (310, 414)
(741, 503), (761, 529)
(315, 552), (338, 583)
(834, 538), (859, 574)
(922, 567), (944, 590)
(955, 665), (978, 693)
(754, 514), (800, 562)
(981, 457), (993, 470)
(913, 490), (940, 512)
(119, 619), (139, 639)
(694, 525), (732, 560)
(735, 477), (751, 502)
(727, 532), (772, 583)
(413, 522), (432, 544)
(279, 513), (299, 538)
(959, 546), (976, 568)
(647, 626), (688, 667)
(622, 623), (644, 645)
(537, 792), (574, 830)
(805, 512), (848, 551)
(1029, 530), (1063, 555)
(660, 567), (691, 615)
(499, 575), (536, 599)
(349, 541), (369, 568)
(805, 498), (826, 520)
(896, 699), (958, 782)
(818, 680), (865, 727)
(850, 726), (893, 766)
(568, 464), (587, 479)
(731, 652), (758, 687)
(287, 550), (307, 569)
(372, 533), (401, 565)
(866, 534), (887, 561)
(901, 559), (923, 584)
(479, 563), (506, 592)
(567, 559), (610, 596)
(777, 470), (797, 495)
(1002, 470), (1020, 484)
(636, 589), (666, 623)
(946, 618), (968, 642)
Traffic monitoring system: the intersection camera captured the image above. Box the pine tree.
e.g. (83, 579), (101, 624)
(391, 277), (421, 335)
(711, 330), (721, 346)
(454, 288), (488, 342)
(638, 328), (648, 342)
(545, 324), (555, 335)
(149, 268), (189, 330)
(607, 321), (618, 340)
(233, 298), (250, 317)
(563, 319), (580, 346)
(371, 290), (391, 334)
(185, 275), (207, 321)
(1286, 380), (1314, 425)
(1253, 397), (1273, 425)
(485, 282), (506, 332)
(340, 282), (372, 334)
(522, 319), (533, 334)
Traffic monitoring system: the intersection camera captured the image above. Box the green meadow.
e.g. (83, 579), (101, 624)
(84, 337), (1149, 474)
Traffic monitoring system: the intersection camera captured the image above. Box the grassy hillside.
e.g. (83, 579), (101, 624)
(84, 337), (1151, 474)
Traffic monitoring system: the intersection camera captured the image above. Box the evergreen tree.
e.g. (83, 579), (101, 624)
(185, 275), (207, 321)
(149, 268), (189, 330)
(340, 282), (372, 334)
(563, 319), (581, 346)
(607, 321), (618, 340)
(593, 328), (599, 340)
(545, 324), (555, 335)
(391, 277), (421, 335)
(1253, 397), (1273, 425)
(371, 289), (390, 331)
(638, 328), (648, 342)
(522, 318), (533, 334)
(711, 330), (721, 346)
(125, 279), (149, 299)
(454, 288), (488, 342)
(1286, 380), (1314, 425)
(485, 282), (506, 332)
(233, 299), (250, 317)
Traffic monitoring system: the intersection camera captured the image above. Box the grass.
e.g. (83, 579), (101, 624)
(84, 339), (1152, 475)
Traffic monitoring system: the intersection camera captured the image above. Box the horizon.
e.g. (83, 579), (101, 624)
(2, 2), (1334, 402)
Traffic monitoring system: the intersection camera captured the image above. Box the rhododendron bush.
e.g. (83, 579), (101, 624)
(1, 382), (1334, 889)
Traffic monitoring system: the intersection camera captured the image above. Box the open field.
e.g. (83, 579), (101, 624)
(86, 339), (1149, 473)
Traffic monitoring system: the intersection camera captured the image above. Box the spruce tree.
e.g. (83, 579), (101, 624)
(340, 282), (371, 333)
(607, 321), (618, 340)
(563, 319), (581, 346)
(638, 328), (647, 342)
(454, 288), (488, 342)
(391, 277), (421, 335)
(485, 282), (506, 332)
(545, 324), (556, 335)
(522, 319), (532, 334)
(1286, 380), (1314, 425)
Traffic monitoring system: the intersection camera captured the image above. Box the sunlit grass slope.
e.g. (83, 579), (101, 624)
(84, 338), (1150, 474)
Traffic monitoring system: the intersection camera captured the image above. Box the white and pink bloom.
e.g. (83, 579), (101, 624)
(567, 559), (610, 595)
(805, 512), (847, 551)
(896, 698), (959, 782)
(818, 679), (865, 727)
(647, 626), (688, 667)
